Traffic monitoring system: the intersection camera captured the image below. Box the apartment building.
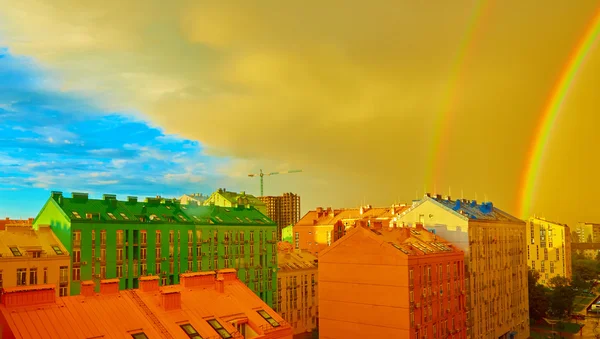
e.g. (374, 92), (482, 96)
(259, 192), (301, 239)
(0, 224), (70, 298)
(398, 194), (530, 339)
(293, 204), (410, 257)
(0, 269), (292, 339)
(203, 188), (268, 216)
(32, 191), (279, 307)
(319, 224), (465, 338)
(276, 242), (318, 335)
(179, 193), (208, 205)
(281, 225), (293, 244)
(527, 217), (572, 285)
(0, 218), (34, 230)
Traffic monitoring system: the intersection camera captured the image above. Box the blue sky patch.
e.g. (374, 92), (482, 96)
(0, 48), (228, 217)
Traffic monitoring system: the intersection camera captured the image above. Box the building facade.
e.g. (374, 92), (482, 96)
(179, 193), (208, 205)
(276, 242), (318, 335)
(32, 191), (278, 307)
(527, 217), (572, 285)
(259, 193), (302, 239)
(398, 195), (530, 339)
(0, 224), (70, 297)
(293, 204), (409, 257)
(281, 225), (294, 244)
(0, 269), (292, 339)
(318, 224), (466, 338)
(203, 188), (268, 216)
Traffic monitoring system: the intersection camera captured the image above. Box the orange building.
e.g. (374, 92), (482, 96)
(0, 218), (34, 230)
(276, 242), (318, 335)
(0, 269), (293, 339)
(0, 224), (70, 298)
(318, 224), (466, 339)
(293, 204), (410, 256)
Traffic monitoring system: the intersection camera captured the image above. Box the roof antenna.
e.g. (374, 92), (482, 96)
(449, 187), (452, 198)
(461, 189), (464, 200)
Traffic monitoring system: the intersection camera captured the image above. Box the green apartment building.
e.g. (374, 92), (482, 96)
(33, 191), (279, 307)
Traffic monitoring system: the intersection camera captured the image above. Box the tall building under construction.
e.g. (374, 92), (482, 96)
(259, 193), (301, 238)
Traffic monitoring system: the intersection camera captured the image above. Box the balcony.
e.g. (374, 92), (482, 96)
(73, 239), (81, 247)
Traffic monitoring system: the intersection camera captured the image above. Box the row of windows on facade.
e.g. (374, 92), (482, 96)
(7, 245), (64, 257)
(527, 246), (564, 263)
(71, 209), (264, 226)
(72, 242), (277, 264)
(408, 261), (463, 286)
(71, 257), (275, 284)
(530, 225), (562, 243)
(11, 267), (69, 296)
(410, 315), (461, 339)
(72, 229), (276, 246)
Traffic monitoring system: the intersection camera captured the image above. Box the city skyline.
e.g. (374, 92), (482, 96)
(1, 1), (600, 228)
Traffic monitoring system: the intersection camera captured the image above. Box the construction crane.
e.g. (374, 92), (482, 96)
(248, 169), (303, 197)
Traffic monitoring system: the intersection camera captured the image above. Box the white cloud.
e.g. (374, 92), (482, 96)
(89, 180), (119, 185)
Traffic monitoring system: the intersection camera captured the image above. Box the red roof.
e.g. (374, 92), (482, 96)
(0, 270), (293, 339)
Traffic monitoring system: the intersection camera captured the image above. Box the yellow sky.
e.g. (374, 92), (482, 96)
(1, 0), (599, 225)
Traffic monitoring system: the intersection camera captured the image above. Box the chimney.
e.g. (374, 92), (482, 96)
(425, 193), (431, 198)
(215, 277), (225, 293)
(159, 287), (182, 311)
(398, 227), (412, 242)
(416, 223), (426, 232)
(2, 285), (56, 307)
(140, 276), (160, 292)
(99, 279), (120, 295)
(103, 194), (116, 201)
(436, 194), (442, 199)
(81, 280), (95, 297)
(359, 206), (364, 215)
(470, 200), (477, 207)
(72, 192), (89, 201)
(217, 269), (238, 282)
(180, 271), (217, 288)
(127, 196), (138, 203)
(316, 207), (323, 213)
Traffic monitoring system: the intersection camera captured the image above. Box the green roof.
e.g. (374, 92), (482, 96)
(45, 192), (275, 226)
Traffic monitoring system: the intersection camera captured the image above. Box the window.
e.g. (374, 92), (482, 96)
(10, 247), (22, 256)
(141, 248), (147, 260)
(52, 246), (63, 255)
(72, 267), (81, 281)
(207, 319), (232, 339)
(100, 266), (106, 279)
(131, 333), (149, 339)
(120, 212), (129, 220)
(141, 231), (147, 245)
(180, 323), (203, 338)
(156, 247), (162, 259)
(101, 230), (107, 245)
(257, 310), (280, 327)
(73, 250), (81, 263)
(60, 266), (68, 284)
(59, 286), (68, 296)
(73, 231), (81, 247)
(117, 230), (124, 245)
(116, 265), (123, 278)
(170, 261), (174, 274)
(72, 211), (81, 219)
(100, 248), (106, 262)
(117, 249), (123, 261)
(156, 231), (162, 245)
(169, 230), (174, 244)
(107, 212), (116, 220)
(31, 250), (41, 258)
(0, 270), (3, 288)
(156, 262), (161, 274)
(17, 268), (27, 286)
(43, 267), (48, 284)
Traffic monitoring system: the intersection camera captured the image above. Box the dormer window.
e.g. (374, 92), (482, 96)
(107, 212), (116, 220)
(120, 213), (129, 220)
(72, 211), (81, 219)
(149, 214), (161, 221)
(180, 323), (202, 338)
(257, 310), (280, 327)
(52, 246), (63, 255)
(9, 247), (21, 256)
(30, 250), (41, 258)
(207, 319), (232, 339)
(86, 213), (92, 219)
(166, 205), (171, 209)
(131, 333), (149, 339)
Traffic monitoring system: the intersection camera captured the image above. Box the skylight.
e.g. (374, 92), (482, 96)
(192, 215), (200, 221)
(120, 213), (130, 220)
(9, 247), (21, 256)
(215, 216), (223, 222)
(178, 214), (187, 221)
(180, 324), (203, 338)
(235, 217), (243, 222)
(52, 246), (63, 255)
(257, 309), (281, 327)
(182, 206), (187, 210)
(71, 211), (81, 219)
(107, 212), (116, 220)
(207, 319), (232, 339)
(131, 333), (149, 339)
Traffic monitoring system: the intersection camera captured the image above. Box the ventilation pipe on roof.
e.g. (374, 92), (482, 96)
(215, 278), (225, 293)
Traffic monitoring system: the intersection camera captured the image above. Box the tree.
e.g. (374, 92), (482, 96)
(572, 258), (599, 281)
(572, 231), (580, 243)
(547, 276), (577, 319)
(528, 270), (549, 321)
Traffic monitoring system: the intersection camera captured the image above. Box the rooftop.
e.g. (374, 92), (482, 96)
(209, 188), (266, 206)
(321, 224), (463, 258)
(0, 270), (292, 339)
(39, 191), (276, 226)
(403, 195), (523, 223)
(0, 224), (69, 258)
(295, 204), (410, 227)
(529, 216), (569, 227)
(0, 217), (34, 230)
(277, 242), (318, 271)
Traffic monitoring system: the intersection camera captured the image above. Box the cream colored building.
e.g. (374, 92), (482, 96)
(178, 193), (208, 205)
(527, 217), (572, 285)
(398, 194), (530, 339)
(202, 188), (268, 216)
(276, 242), (318, 335)
(0, 224), (70, 297)
(574, 222), (600, 258)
